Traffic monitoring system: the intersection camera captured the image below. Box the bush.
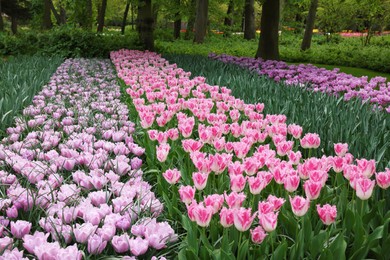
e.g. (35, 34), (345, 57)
(0, 27), (141, 58)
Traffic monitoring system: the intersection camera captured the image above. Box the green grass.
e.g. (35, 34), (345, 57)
(0, 55), (63, 137)
(163, 54), (390, 172)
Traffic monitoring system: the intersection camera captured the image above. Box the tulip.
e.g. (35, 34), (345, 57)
(316, 204), (337, 225)
(192, 172), (209, 190)
(376, 169), (390, 189)
(289, 196), (310, 217)
(334, 143), (348, 157)
(111, 234), (130, 253)
(156, 143), (170, 162)
(354, 177), (375, 200)
(162, 168), (181, 185)
(193, 204), (214, 227)
(88, 234), (107, 255)
(259, 211), (278, 232)
(233, 207), (257, 232)
(250, 226), (268, 244)
(219, 207), (234, 227)
(10, 220), (32, 239)
(303, 180), (322, 200)
(129, 237), (149, 256)
(300, 133), (321, 149)
(178, 185), (195, 204)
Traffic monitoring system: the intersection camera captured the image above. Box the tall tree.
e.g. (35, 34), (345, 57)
(256, 0), (280, 60)
(185, 0), (196, 40)
(137, 0), (154, 50)
(97, 0), (108, 32)
(0, 0), (4, 32)
(42, 0), (52, 29)
(173, 0), (181, 39)
(76, 0), (93, 29)
(59, 0), (66, 24)
(244, 0), (255, 39)
(224, 0), (234, 26)
(301, 0), (319, 50)
(194, 0), (209, 43)
(11, 15), (17, 34)
(48, 0), (63, 25)
(121, 0), (131, 35)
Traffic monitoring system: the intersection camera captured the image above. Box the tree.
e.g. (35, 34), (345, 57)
(0, 0), (4, 32)
(244, 0), (255, 39)
(43, 0), (52, 29)
(137, 0), (154, 50)
(185, 0), (196, 40)
(224, 0), (234, 26)
(121, 0), (131, 34)
(256, 0), (280, 60)
(75, 0), (93, 29)
(97, 0), (108, 32)
(301, 0), (319, 50)
(173, 0), (181, 39)
(194, 0), (209, 43)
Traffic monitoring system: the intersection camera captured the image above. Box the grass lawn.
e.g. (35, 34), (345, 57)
(286, 62), (390, 81)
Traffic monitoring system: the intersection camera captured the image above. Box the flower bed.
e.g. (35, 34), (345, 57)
(0, 58), (175, 259)
(112, 49), (390, 259)
(208, 53), (390, 113)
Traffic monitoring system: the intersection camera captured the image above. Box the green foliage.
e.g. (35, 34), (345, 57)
(0, 55), (63, 137)
(163, 54), (390, 171)
(156, 33), (390, 73)
(0, 27), (140, 58)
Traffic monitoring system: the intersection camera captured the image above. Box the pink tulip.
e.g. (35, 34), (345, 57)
(289, 196), (310, 217)
(0, 237), (13, 251)
(248, 175), (266, 195)
(356, 159), (376, 177)
(219, 207), (234, 227)
(316, 204), (337, 225)
(267, 195), (285, 211)
(288, 124), (303, 139)
(10, 220), (32, 239)
(74, 223), (97, 244)
(224, 191), (246, 208)
(204, 194), (224, 214)
(229, 174), (246, 192)
(162, 168), (181, 185)
(129, 237), (149, 256)
(276, 140), (294, 156)
(259, 211), (279, 232)
(300, 133), (321, 149)
(23, 231), (49, 254)
(192, 172), (209, 190)
(178, 185), (195, 204)
(283, 173), (300, 192)
(354, 177), (375, 200)
(193, 204), (214, 227)
(376, 169), (390, 189)
(288, 151), (302, 165)
(88, 234), (107, 255)
(111, 234), (130, 253)
(334, 143), (348, 157)
(303, 180), (322, 200)
(250, 226), (268, 244)
(156, 143), (170, 162)
(233, 207), (257, 232)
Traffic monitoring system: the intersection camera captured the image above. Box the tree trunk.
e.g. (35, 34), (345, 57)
(59, 0), (67, 24)
(0, 0), (4, 32)
(48, 0), (62, 25)
(86, 0), (93, 29)
(43, 0), (53, 29)
(137, 0), (154, 51)
(11, 16), (17, 34)
(97, 0), (108, 32)
(121, 1), (130, 35)
(173, 0), (181, 39)
(244, 0), (255, 40)
(301, 0), (319, 51)
(194, 0), (209, 43)
(255, 0), (280, 60)
(224, 0), (234, 26)
(131, 2), (134, 30)
(185, 0), (196, 40)
(152, 2), (159, 29)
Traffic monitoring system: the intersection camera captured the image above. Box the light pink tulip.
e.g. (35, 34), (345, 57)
(316, 204), (337, 225)
(289, 196), (310, 217)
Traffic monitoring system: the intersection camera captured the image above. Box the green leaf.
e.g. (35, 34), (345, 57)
(237, 240), (249, 260)
(310, 231), (328, 257)
(270, 241), (287, 260)
(329, 233), (347, 260)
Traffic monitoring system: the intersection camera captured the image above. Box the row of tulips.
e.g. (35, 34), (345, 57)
(208, 53), (390, 113)
(0, 58), (175, 259)
(112, 49), (390, 259)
